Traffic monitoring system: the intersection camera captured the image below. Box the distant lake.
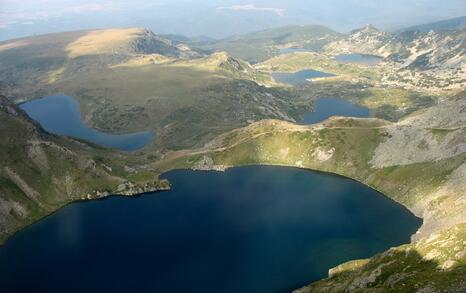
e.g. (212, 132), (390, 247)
(334, 53), (382, 65)
(0, 166), (421, 293)
(302, 98), (370, 124)
(20, 95), (154, 151)
(272, 69), (335, 86)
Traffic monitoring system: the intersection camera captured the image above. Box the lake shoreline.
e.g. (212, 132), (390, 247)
(19, 94), (155, 151)
(0, 179), (171, 246)
(187, 162), (423, 231)
(0, 165), (421, 292)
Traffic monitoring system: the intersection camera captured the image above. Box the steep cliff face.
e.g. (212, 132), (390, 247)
(0, 96), (168, 243)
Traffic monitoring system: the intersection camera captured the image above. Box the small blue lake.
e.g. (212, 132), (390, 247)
(20, 95), (154, 151)
(334, 53), (382, 65)
(272, 69), (335, 86)
(0, 166), (421, 293)
(302, 98), (370, 124)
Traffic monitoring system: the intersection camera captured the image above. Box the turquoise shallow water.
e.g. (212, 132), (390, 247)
(20, 95), (154, 151)
(0, 166), (422, 293)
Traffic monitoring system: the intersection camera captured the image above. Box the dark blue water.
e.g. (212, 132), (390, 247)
(19, 95), (154, 151)
(302, 98), (370, 124)
(334, 54), (382, 65)
(272, 70), (335, 86)
(0, 166), (421, 293)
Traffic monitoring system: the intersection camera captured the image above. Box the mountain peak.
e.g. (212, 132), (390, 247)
(60, 28), (201, 59)
(129, 28), (200, 58)
(352, 24), (379, 35)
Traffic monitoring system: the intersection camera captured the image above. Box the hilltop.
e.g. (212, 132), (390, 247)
(0, 28), (200, 98)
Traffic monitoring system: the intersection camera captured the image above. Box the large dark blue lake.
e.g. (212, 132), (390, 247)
(20, 95), (154, 151)
(0, 166), (421, 293)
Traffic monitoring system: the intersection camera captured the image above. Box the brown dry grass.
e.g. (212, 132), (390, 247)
(65, 28), (142, 58)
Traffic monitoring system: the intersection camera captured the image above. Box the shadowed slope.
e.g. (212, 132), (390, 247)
(0, 96), (167, 243)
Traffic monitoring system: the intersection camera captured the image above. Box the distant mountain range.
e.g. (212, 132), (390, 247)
(1, 0), (465, 41)
(399, 15), (466, 33)
(191, 25), (343, 63)
(177, 15), (466, 65)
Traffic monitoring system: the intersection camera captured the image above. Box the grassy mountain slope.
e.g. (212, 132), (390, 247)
(41, 57), (300, 151)
(0, 28), (308, 151)
(0, 28), (200, 99)
(0, 95), (168, 243)
(154, 92), (466, 291)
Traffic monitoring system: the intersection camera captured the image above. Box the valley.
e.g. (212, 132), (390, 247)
(1, 17), (466, 292)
